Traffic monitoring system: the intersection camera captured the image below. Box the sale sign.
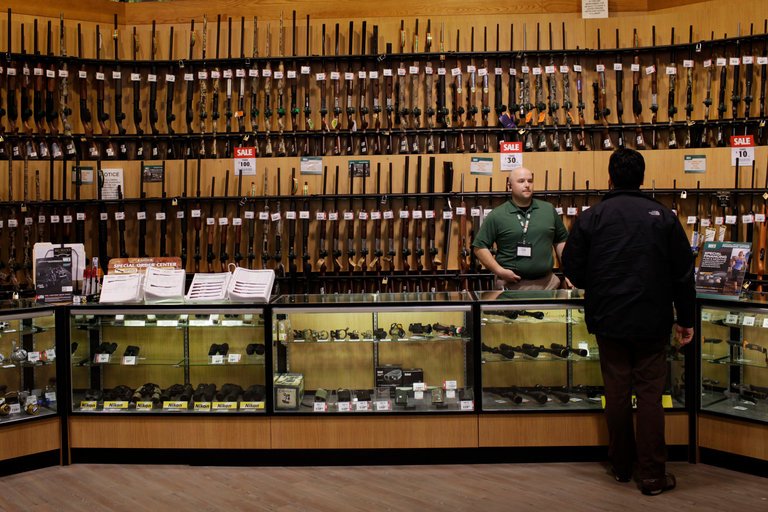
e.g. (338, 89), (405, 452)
(730, 135), (754, 167)
(500, 141), (523, 171)
(234, 146), (257, 176)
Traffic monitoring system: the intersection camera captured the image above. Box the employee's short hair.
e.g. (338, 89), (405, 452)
(609, 148), (645, 189)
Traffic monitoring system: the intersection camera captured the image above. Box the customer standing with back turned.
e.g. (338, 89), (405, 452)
(562, 148), (696, 496)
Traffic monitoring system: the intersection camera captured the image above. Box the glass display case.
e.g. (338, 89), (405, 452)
(478, 290), (687, 411)
(0, 305), (58, 425)
(700, 299), (768, 423)
(69, 305), (267, 414)
(271, 292), (475, 414)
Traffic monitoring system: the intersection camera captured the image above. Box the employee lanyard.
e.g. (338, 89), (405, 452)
(516, 212), (531, 241)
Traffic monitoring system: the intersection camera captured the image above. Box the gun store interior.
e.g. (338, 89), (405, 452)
(0, 0), (767, 509)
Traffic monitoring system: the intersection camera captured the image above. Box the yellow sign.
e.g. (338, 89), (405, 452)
(600, 395), (674, 409)
(79, 401), (98, 411)
(212, 401), (238, 411)
(136, 401), (154, 411)
(239, 401), (265, 411)
(103, 401), (129, 410)
(193, 402), (212, 412)
(162, 401), (189, 410)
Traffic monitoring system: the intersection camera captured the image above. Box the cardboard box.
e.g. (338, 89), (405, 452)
(273, 373), (304, 409)
(402, 368), (424, 387)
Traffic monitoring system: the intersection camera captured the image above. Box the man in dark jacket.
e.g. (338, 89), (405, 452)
(562, 148), (695, 496)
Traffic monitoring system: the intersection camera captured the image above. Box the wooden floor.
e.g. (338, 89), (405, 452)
(0, 462), (765, 511)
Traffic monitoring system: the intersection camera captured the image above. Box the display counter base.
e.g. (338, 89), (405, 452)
(0, 417), (62, 463)
(698, 448), (768, 477)
(0, 450), (61, 477)
(698, 414), (768, 462)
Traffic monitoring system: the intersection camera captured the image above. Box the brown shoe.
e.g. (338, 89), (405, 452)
(640, 473), (676, 496)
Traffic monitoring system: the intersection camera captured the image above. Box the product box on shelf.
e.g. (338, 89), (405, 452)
(273, 373), (304, 409)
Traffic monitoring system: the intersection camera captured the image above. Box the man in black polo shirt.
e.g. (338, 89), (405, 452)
(472, 167), (568, 290)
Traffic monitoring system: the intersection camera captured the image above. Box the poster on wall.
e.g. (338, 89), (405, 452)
(695, 241), (752, 300)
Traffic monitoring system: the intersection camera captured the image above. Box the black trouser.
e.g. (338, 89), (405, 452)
(596, 335), (668, 481)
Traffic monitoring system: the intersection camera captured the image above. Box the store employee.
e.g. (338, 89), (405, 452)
(472, 167), (568, 290)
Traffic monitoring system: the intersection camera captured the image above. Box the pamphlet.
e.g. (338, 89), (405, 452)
(35, 247), (74, 303)
(696, 241), (751, 300)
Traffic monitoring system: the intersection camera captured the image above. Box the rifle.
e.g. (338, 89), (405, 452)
(716, 34), (728, 147)
(469, 178), (480, 273)
(345, 164), (356, 281)
(248, 17), (259, 154)
(757, 161), (768, 291)
(178, 158), (188, 269)
(263, 22), (274, 157)
(480, 27), (491, 153)
(458, 174), (469, 290)
(6, 153), (19, 289)
(441, 162), (455, 285)
(412, 156), (425, 277)
(165, 26), (177, 158)
(158, 162), (168, 257)
(467, 27), (479, 153)
(189, 159), (203, 271)
(116, 184), (128, 259)
(359, 21), (370, 155)
(33, 20), (50, 159)
(596, 29), (614, 150)
(301, 179), (311, 286)
(287, 169), (298, 292)
(331, 165), (341, 288)
(318, 23), (329, 155)
(21, 157), (33, 287)
(132, 26), (145, 158)
(332, 23), (342, 156)
(317, 167), (328, 290)
(453, 30), (466, 153)
(236, 17), (246, 137)
(426, 157), (438, 290)
(210, 15), (222, 159)
(700, 32), (716, 147)
(614, 29), (625, 148)
(667, 27), (679, 149)
(6, 9), (19, 159)
(384, 41), (394, 154)
(288, 12), (299, 157)
(273, 169), (285, 290)
(359, 168), (370, 291)
(138, 163), (148, 257)
(410, 20), (421, 154)
(73, 161), (84, 246)
(533, 24), (547, 151)
(198, 15), (208, 157)
(302, 16), (312, 156)
(731, 25), (742, 140)
(437, 23), (448, 153)
(233, 170), (244, 266)
(650, 26), (660, 149)
(185, 20), (196, 146)
(560, 23), (573, 151)
(146, 20), (160, 158)
(35, 170), (45, 246)
(95, 25), (116, 159)
(632, 29), (646, 149)
(94, 161), (108, 275)
(206, 176), (216, 271)
(276, 14), (287, 157)
(260, 171), (271, 270)
(546, 24), (560, 151)
(245, 179), (256, 269)
(20, 22), (37, 159)
(397, 20), (408, 154)
(423, 21), (436, 154)
(382, 163), (395, 289)
(494, 24), (508, 148)
(224, 17), (234, 157)
(371, 25), (382, 155)
(400, 156), (411, 291)
(370, 164), (384, 291)
(690, 182), (702, 256)
(56, 17), (75, 159)
(111, 15), (127, 158)
(520, 25), (533, 151)
(574, 49), (587, 150)
(0, 15), (6, 159)
(219, 170), (230, 271)
(684, 26), (695, 147)
(743, 24), (755, 135)
(345, 20), (357, 155)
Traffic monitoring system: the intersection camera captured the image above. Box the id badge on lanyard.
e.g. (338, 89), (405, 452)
(516, 211), (532, 258)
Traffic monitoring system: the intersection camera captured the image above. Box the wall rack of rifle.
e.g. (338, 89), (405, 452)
(2, 152), (768, 298)
(1, 10), (768, 161)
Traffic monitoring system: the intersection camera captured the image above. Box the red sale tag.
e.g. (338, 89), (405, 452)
(500, 142), (523, 171)
(234, 146), (256, 158)
(730, 135), (754, 147)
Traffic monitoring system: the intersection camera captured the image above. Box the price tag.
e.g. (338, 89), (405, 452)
(725, 215), (737, 225)
(258, 211), (269, 220)
(315, 72), (326, 81)
(155, 212), (166, 221)
(756, 213), (766, 223)
(166, 74), (176, 82)
(573, 64), (582, 72)
(236, 69), (246, 77)
(438, 67), (447, 75)
(284, 211), (297, 220)
(223, 69), (233, 79)
(209, 70), (220, 79)
(470, 207), (481, 217)
(443, 210), (453, 220)
(409, 66), (419, 75)
(717, 58), (727, 67)
(244, 211), (255, 220)
(78, 70), (87, 78)
(555, 206), (564, 215)
(686, 216), (697, 225)
(249, 69), (259, 77)
(412, 209), (423, 220)
(399, 210), (410, 219)
(58, 69), (68, 78)
(725, 313), (739, 325)
(232, 217), (242, 226)
(239, 402), (265, 411)
(45, 349), (56, 361)
(191, 209), (201, 218)
(227, 353), (242, 363)
(344, 72), (354, 80)
(273, 71), (284, 79)
(701, 219), (711, 227)
(313, 402), (328, 412)
(76, 212), (86, 221)
(645, 65), (656, 75)
(374, 400), (391, 411)
(666, 66), (677, 75)
(742, 316), (756, 327)
(8, 219), (17, 228)
(715, 216), (724, 225)
(425, 210), (435, 219)
(397, 67), (407, 76)
(451, 67), (461, 76)
(460, 400), (475, 411)
(630, 64), (640, 72)
(50, 215), (61, 223)
(271, 212), (282, 221)
(94, 353), (110, 364)
(446, 390), (456, 399)
(137, 211), (147, 220)
(543, 65), (555, 74)
(330, 71), (340, 80)
(194, 402), (211, 411)
(218, 217), (229, 226)
(370, 211), (381, 220)
(315, 211), (327, 221)
(560, 65), (570, 73)
(358, 211), (368, 220)
(455, 206), (466, 216)
(743, 214), (755, 224)
(148, 74), (157, 82)
(211, 355), (224, 365)
(27, 351), (41, 363)
(369, 70), (380, 79)
(122, 356), (137, 365)
(103, 401), (129, 410)
(425, 66), (434, 75)
(63, 215), (73, 224)
(731, 135), (755, 166)
(703, 59), (712, 68)
(683, 60), (694, 68)
(582, 205), (591, 212)
(383, 69), (393, 77)
(384, 210), (394, 220)
(358, 70), (366, 79)
(329, 212), (339, 221)
(45, 391), (57, 402)
(729, 57), (740, 66)
(702, 311), (712, 322)
(762, 318), (768, 328)
(198, 71), (208, 80)
(337, 402), (351, 412)
(343, 211), (354, 221)
(567, 206), (578, 216)
(301, 66), (310, 75)
(595, 64), (605, 72)
(184, 73), (194, 81)
(532, 67), (542, 75)
(355, 400), (370, 412)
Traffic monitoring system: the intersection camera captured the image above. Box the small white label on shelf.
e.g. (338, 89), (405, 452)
(725, 215), (737, 225)
(443, 211), (453, 220)
(742, 316), (756, 327)
(94, 354), (110, 364)
(316, 211), (327, 221)
(446, 390), (456, 399)
(455, 206), (466, 216)
(329, 212), (339, 221)
(218, 217), (229, 226)
(725, 313), (739, 325)
(313, 402), (328, 412)
(414, 391), (424, 400)
(460, 400), (474, 411)
(329, 71), (339, 80)
(374, 400), (391, 411)
(124, 320), (145, 327)
(701, 311), (712, 321)
(223, 69), (233, 79)
(413, 382), (427, 392)
(122, 356), (137, 365)
(399, 210), (410, 219)
(258, 211), (269, 220)
(567, 207), (578, 216)
(645, 65), (655, 75)
(222, 320), (242, 327)
(114, 212), (125, 221)
(184, 73), (194, 81)
(337, 402), (351, 412)
(148, 74), (157, 82)
(27, 351), (41, 363)
(742, 214), (754, 224)
(762, 318), (768, 328)
(157, 320), (179, 327)
(344, 72), (354, 80)
(595, 64), (605, 72)
(45, 392), (57, 402)
(227, 354), (242, 363)
(630, 64), (640, 72)
(45, 349), (56, 361)
(249, 69), (259, 77)
(301, 66), (310, 75)
(370, 211), (381, 220)
(210, 355), (225, 365)
(355, 401), (370, 412)
(206, 217), (215, 226)
(236, 69), (246, 77)
(383, 69), (393, 77)
(683, 60), (694, 68)
(756, 213), (766, 223)
(343, 211), (354, 221)
(369, 71), (379, 79)
(397, 67), (406, 76)
(155, 212), (167, 221)
(444, 380), (458, 390)
(271, 212), (282, 222)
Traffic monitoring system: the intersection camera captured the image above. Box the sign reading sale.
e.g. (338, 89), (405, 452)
(730, 135), (754, 167)
(500, 141), (523, 171)
(234, 146), (257, 176)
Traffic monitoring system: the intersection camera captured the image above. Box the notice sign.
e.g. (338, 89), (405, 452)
(684, 155), (706, 173)
(582, 0), (608, 19)
(730, 135), (755, 167)
(499, 141), (523, 172)
(234, 146), (257, 176)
